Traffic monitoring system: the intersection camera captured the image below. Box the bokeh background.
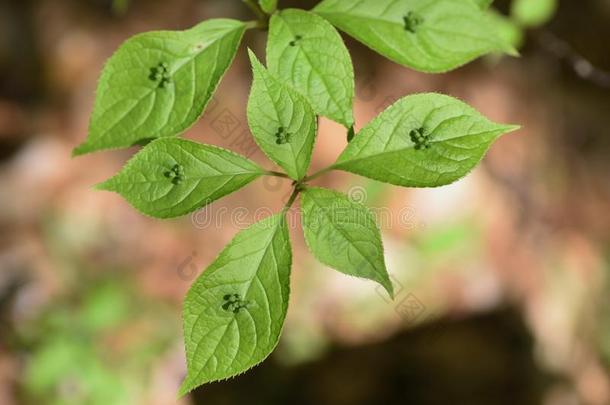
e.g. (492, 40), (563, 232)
(0, 0), (609, 404)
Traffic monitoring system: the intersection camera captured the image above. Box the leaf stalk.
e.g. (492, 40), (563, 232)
(302, 165), (336, 182)
(242, 0), (269, 30)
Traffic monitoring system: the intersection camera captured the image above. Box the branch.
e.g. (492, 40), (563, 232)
(282, 187), (300, 212)
(302, 165), (336, 182)
(242, 0), (269, 29)
(535, 30), (610, 89)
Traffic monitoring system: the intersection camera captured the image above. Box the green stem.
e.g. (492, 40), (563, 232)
(242, 0), (269, 29)
(282, 187), (300, 212)
(302, 165), (336, 182)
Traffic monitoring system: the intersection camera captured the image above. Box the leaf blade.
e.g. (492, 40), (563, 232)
(301, 187), (393, 297)
(314, 0), (514, 73)
(258, 0), (277, 14)
(246, 50), (317, 180)
(180, 213), (291, 394)
(74, 19), (246, 155)
(267, 9), (355, 127)
(97, 138), (264, 218)
(473, 0), (494, 9)
(335, 93), (519, 187)
(511, 0), (557, 28)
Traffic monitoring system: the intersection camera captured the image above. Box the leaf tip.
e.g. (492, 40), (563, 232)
(177, 376), (196, 398)
(505, 45), (521, 57)
(503, 124), (521, 134)
(246, 48), (259, 66)
(72, 143), (90, 157)
(95, 177), (117, 192)
(382, 279), (395, 300)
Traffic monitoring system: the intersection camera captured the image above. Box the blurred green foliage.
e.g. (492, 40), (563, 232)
(17, 279), (176, 405)
(485, 0), (558, 51)
(415, 220), (481, 261)
(488, 10), (525, 50)
(112, 0), (129, 15)
(511, 0), (558, 28)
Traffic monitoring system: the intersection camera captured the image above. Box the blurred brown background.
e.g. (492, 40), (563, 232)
(0, 0), (609, 404)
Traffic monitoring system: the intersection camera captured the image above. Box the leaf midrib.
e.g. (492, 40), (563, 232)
(109, 171), (261, 187)
(187, 218), (284, 383)
(93, 24), (244, 145)
(305, 191), (382, 280)
(277, 13), (351, 126)
(337, 127), (504, 167)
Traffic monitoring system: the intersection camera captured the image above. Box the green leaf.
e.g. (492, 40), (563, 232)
(334, 93), (519, 187)
(473, 0), (493, 9)
(74, 19), (246, 155)
(511, 0), (557, 28)
(180, 213), (291, 394)
(313, 0), (515, 73)
(258, 0), (278, 14)
(488, 9), (524, 50)
(246, 50), (317, 180)
(97, 138), (263, 218)
(267, 9), (355, 127)
(300, 187), (393, 297)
